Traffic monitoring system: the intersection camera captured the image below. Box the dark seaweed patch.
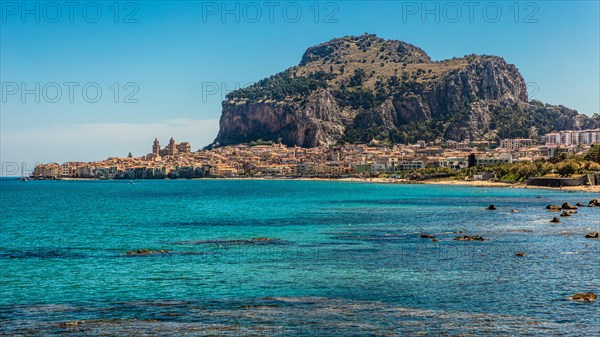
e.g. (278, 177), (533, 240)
(0, 247), (86, 259)
(172, 238), (292, 246)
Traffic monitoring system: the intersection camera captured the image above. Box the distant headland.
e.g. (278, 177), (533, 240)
(214, 34), (599, 148)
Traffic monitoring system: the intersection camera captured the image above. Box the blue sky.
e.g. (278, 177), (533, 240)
(1, 0), (599, 175)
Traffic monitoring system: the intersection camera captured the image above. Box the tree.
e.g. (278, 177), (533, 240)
(549, 151), (568, 164)
(584, 144), (600, 163)
(528, 126), (538, 140)
(587, 162), (600, 171)
(349, 68), (366, 87)
(556, 161), (578, 177)
(467, 154), (477, 168)
(127, 152), (133, 158)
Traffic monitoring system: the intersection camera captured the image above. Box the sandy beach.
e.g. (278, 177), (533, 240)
(421, 179), (600, 193)
(299, 176), (600, 193)
(230, 176), (600, 193)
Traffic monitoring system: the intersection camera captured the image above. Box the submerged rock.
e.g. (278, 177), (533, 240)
(249, 237), (278, 242)
(126, 249), (170, 255)
(57, 321), (84, 328)
(515, 252), (526, 257)
(177, 237), (285, 245)
(550, 217), (561, 223)
(431, 238), (440, 242)
(585, 232), (599, 239)
(570, 292), (597, 301)
(454, 235), (485, 241)
(420, 234), (435, 239)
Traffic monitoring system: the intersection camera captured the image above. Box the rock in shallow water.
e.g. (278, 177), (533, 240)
(570, 292), (597, 301)
(454, 235), (485, 241)
(550, 217), (561, 223)
(589, 198), (600, 207)
(585, 232), (599, 239)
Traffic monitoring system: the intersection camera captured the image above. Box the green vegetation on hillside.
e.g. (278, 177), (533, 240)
(584, 144), (600, 163)
(218, 34), (599, 147)
(490, 101), (563, 140)
(226, 70), (334, 101)
(413, 147), (600, 182)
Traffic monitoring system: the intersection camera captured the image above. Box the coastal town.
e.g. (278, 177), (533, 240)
(30, 129), (600, 182)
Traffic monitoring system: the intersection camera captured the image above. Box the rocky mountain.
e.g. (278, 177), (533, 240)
(214, 34), (599, 147)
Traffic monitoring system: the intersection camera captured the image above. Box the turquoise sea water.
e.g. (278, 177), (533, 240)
(1, 179), (599, 336)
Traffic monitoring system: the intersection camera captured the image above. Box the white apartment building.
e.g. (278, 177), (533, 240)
(541, 129), (600, 146)
(541, 132), (560, 145)
(579, 129), (600, 144)
(394, 161), (425, 171)
(61, 163), (70, 177)
(500, 138), (533, 150)
(476, 154), (513, 166)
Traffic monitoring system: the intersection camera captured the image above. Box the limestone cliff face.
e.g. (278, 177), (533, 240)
(214, 34), (598, 146)
(354, 56), (529, 136)
(215, 89), (344, 147)
(426, 57), (528, 114)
